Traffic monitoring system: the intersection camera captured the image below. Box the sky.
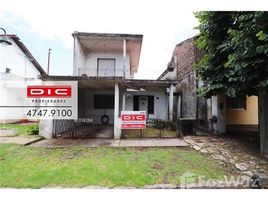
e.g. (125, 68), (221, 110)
(0, 0), (266, 79)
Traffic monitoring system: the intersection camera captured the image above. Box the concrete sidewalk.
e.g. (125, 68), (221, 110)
(0, 136), (43, 145)
(31, 138), (189, 148)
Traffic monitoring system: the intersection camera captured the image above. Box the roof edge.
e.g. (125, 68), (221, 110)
(72, 32), (143, 39)
(5, 35), (47, 75)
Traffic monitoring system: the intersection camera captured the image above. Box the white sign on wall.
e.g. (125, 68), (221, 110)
(0, 81), (78, 120)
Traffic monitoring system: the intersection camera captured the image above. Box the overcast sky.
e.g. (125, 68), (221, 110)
(0, 0), (266, 79)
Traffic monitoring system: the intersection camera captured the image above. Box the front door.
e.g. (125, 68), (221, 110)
(139, 96), (148, 114)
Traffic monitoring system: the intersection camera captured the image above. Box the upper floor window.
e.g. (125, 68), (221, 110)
(97, 58), (115, 76)
(226, 96), (247, 110)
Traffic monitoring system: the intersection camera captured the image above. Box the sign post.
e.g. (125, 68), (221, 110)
(121, 111), (146, 129)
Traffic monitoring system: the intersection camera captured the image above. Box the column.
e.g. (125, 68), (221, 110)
(169, 84), (174, 121)
(122, 91), (126, 111)
(177, 94), (181, 118)
(39, 119), (53, 139)
(207, 98), (213, 131)
(123, 39), (126, 78)
(114, 83), (121, 139)
(211, 95), (226, 134)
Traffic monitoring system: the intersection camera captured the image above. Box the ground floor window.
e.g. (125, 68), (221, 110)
(94, 95), (114, 109)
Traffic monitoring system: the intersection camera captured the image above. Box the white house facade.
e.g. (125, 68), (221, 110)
(39, 32), (176, 139)
(0, 34), (46, 80)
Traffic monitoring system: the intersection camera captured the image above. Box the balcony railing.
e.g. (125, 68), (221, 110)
(78, 68), (128, 77)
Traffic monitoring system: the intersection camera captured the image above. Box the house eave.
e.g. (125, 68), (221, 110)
(72, 32), (143, 41)
(40, 75), (125, 81)
(39, 75), (178, 88)
(157, 67), (174, 80)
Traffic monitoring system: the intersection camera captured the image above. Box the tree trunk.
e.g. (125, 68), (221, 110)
(259, 88), (268, 158)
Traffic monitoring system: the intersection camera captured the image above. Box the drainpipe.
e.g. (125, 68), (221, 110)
(169, 83), (174, 121)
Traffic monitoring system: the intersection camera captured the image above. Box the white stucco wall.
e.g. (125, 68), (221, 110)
(85, 51), (130, 77)
(125, 90), (168, 121)
(73, 39), (131, 78)
(79, 90), (117, 124)
(0, 39), (40, 79)
(78, 88), (169, 123)
(73, 37), (86, 76)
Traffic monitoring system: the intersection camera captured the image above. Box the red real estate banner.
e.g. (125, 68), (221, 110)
(121, 111), (146, 129)
(27, 85), (72, 98)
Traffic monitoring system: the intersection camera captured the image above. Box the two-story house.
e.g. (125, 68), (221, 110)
(39, 32), (176, 139)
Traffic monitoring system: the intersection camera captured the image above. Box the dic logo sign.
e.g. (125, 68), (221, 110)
(27, 86), (72, 98)
(121, 114), (146, 121)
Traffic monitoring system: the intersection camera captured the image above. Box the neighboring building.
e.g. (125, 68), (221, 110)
(213, 94), (258, 134)
(40, 32), (176, 139)
(158, 36), (210, 132)
(0, 34), (46, 123)
(159, 36), (258, 134)
(0, 34), (46, 80)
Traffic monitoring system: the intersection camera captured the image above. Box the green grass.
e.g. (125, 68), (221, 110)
(0, 144), (228, 188)
(0, 124), (36, 136)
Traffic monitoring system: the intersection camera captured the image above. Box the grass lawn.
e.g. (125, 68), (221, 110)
(0, 123), (37, 136)
(0, 144), (228, 188)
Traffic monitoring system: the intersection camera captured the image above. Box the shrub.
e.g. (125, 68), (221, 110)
(153, 120), (177, 131)
(27, 125), (39, 135)
(153, 119), (164, 130)
(166, 121), (177, 131)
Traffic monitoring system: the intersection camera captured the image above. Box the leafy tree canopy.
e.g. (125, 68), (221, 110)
(194, 11), (268, 97)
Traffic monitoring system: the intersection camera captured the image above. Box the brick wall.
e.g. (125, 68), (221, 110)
(160, 36), (209, 130)
(172, 37), (201, 118)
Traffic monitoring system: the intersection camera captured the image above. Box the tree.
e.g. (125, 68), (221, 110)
(194, 11), (268, 98)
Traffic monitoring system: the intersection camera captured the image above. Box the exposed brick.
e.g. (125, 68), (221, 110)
(160, 36), (209, 130)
